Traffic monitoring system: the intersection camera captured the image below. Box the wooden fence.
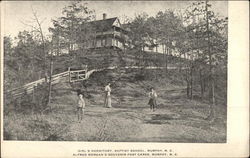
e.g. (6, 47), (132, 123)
(5, 67), (87, 98)
(5, 65), (182, 99)
(69, 67), (88, 83)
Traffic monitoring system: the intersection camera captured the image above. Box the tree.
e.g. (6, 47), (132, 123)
(155, 10), (184, 72)
(21, 7), (49, 81)
(4, 36), (15, 90)
(32, 8), (53, 104)
(180, 0), (228, 120)
(49, 1), (96, 54)
(126, 13), (149, 66)
(11, 31), (42, 84)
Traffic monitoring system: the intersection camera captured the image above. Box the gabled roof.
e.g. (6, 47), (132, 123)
(89, 17), (118, 32)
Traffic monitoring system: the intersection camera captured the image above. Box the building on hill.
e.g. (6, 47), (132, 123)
(85, 13), (131, 50)
(54, 13), (174, 55)
(53, 13), (131, 54)
(54, 13), (195, 60)
(85, 15), (169, 55)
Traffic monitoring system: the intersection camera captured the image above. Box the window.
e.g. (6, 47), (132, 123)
(105, 38), (108, 45)
(102, 38), (106, 46)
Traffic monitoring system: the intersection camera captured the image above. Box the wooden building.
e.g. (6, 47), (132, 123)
(86, 13), (130, 50)
(55, 14), (190, 59)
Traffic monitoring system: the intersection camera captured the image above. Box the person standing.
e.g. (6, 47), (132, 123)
(104, 83), (112, 108)
(77, 92), (85, 122)
(148, 87), (157, 111)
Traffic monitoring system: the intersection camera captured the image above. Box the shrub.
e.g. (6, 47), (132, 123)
(4, 83), (50, 114)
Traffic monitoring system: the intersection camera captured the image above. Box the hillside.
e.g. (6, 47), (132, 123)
(52, 48), (187, 74)
(4, 66), (227, 142)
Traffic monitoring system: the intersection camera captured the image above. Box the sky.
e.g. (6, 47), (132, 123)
(2, 1), (228, 38)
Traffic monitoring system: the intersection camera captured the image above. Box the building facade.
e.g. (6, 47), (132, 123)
(85, 14), (130, 50)
(56, 14), (195, 60)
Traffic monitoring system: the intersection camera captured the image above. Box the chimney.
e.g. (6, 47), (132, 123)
(103, 13), (107, 20)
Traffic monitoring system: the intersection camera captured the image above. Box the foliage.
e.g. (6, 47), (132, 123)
(4, 83), (49, 115)
(4, 31), (49, 90)
(49, 1), (96, 54)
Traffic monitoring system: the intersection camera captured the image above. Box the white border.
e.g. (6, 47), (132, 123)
(1, 1), (249, 158)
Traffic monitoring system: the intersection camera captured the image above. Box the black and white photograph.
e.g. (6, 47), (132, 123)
(2, 0), (230, 143)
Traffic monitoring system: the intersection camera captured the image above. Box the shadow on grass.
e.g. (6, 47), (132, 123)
(85, 112), (104, 118)
(84, 109), (110, 117)
(144, 113), (181, 124)
(114, 105), (148, 110)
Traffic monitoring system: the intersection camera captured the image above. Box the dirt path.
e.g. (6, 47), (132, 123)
(50, 82), (226, 142)
(61, 95), (226, 142)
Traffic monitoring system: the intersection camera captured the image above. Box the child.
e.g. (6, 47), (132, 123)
(77, 92), (85, 122)
(148, 87), (157, 111)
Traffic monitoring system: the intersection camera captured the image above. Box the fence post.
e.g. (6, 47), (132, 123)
(31, 85), (35, 116)
(86, 65), (88, 79)
(68, 67), (71, 82)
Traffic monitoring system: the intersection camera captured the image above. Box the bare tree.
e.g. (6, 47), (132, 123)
(21, 6), (53, 105)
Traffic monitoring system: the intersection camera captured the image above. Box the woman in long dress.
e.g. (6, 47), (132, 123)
(104, 83), (112, 108)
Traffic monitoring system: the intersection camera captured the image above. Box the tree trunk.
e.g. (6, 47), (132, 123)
(199, 69), (204, 99)
(190, 65), (193, 100)
(32, 9), (47, 83)
(207, 76), (215, 120)
(205, 0), (215, 120)
(162, 44), (165, 67)
(178, 52), (183, 73)
(47, 57), (53, 105)
(143, 45), (146, 67)
(186, 68), (190, 98)
(204, 76), (207, 92)
(165, 44), (168, 73)
(211, 78), (215, 116)
(32, 86), (35, 116)
(187, 82), (190, 98)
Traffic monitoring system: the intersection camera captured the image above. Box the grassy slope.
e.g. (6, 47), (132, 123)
(4, 68), (226, 142)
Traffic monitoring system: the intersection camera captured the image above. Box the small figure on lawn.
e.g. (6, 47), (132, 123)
(77, 90), (85, 122)
(104, 83), (112, 108)
(148, 87), (157, 111)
